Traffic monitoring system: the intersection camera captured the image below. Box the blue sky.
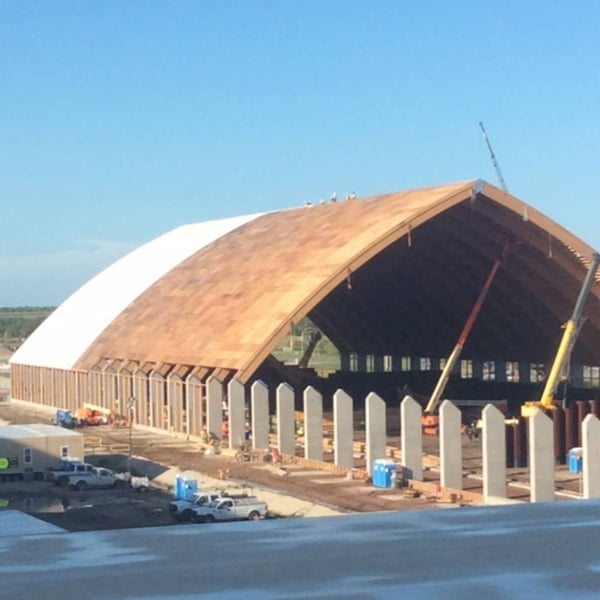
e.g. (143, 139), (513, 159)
(1, 1), (599, 306)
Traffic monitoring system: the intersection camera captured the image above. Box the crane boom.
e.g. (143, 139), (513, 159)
(521, 252), (600, 417)
(479, 121), (508, 193)
(424, 242), (510, 415)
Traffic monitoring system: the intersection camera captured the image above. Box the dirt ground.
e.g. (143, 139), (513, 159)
(0, 478), (175, 531)
(0, 400), (456, 531)
(0, 399), (584, 532)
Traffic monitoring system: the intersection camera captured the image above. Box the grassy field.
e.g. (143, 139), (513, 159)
(0, 306), (54, 353)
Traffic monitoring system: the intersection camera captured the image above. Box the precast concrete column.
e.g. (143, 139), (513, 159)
(184, 376), (203, 437)
(333, 389), (353, 469)
(440, 400), (462, 490)
(401, 395), (422, 481)
(482, 404), (507, 502)
(304, 386), (323, 461)
(277, 382), (295, 456)
(529, 410), (555, 502)
(582, 414), (600, 499)
(228, 378), (246, 450)
(251, 380), (269, 451)
(366, 392), (386, 475)
(206, 377), (223, 440)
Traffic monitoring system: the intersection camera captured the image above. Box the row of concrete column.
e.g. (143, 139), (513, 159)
(213, 379), (600, 504)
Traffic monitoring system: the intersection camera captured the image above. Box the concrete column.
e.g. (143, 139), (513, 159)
(401, 395), (422, 481)
(333, 389), (353, 468)
(519, 361), (531, 384)
(373, 355), (384, 372)
(206, 377), (223, 441)
(277, 382), (295, 456)
(440, 400), (462, 490)
(304, 386), (323, 461)
(251, 380), (269, 451)
(571, 364), (584, 388)
(228, 378), (246, 450)
(495, 361), (507, 383)
(184, 375), (203, 437)
(150, 373), (165, 429)
(366, 392), (386, 475)
(529, 410), (555, 502)
(482, 404), (506, 502)
(340, 353), (350, 371)
(167, 374), (184, 434)
(133, 371), (149, 427)
(582, 414), (600, 499)
(357, 355), (367, 372)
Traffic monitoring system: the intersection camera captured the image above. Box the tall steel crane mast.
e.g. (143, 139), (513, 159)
(479, 121), (508, 193)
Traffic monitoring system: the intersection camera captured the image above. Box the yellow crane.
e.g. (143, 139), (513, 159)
(521, 252), (600, 417)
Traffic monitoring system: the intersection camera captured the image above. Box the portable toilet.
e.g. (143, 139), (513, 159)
(174, 475), (198, 500)
(372, 459), (397, 488)
(568, 447), (583, 474)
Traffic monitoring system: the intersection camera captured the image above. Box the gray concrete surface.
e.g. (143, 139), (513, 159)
(3, 499), (600, 598)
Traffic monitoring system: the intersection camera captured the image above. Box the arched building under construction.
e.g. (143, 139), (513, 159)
(10, 180), (600, 431)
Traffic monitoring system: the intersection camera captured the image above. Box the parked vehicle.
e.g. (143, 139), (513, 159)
(191, 496), (268, 523)
(51, 461), (96, 486)
(66, 467), (147, 490)
(75, 405), (110, 426)
(169, 490), (245, 522)
(52, 409), (78, 429)
(67, 467), (123, 490)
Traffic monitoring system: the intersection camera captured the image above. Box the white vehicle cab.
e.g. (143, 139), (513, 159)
(169, 490), (246, 522)
(67, 467), (122, 491)
(51, 461), (96, 486)
(192, 496), (268, 523)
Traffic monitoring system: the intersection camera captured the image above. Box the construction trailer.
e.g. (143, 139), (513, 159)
(0, 424), (84, 482)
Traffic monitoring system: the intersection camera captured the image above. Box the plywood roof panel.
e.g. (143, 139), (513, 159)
(14, 179), (600, 381)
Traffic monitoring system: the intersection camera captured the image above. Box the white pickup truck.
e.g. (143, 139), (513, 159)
(191, 496), (268, 523)
(67, 467), (149, 492)
(51, 462), (96, 486)
(169, 490), (231, 522)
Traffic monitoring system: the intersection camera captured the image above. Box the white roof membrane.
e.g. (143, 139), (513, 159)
(10, 213), (264, 370)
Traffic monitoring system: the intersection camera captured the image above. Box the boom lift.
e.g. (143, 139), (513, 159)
(521, 252), (600, 417)
(421, 243), (510, 434)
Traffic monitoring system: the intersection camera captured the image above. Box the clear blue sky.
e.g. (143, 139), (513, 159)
(1, 1), (599, 306)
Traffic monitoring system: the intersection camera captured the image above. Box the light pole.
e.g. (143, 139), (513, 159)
(126, 395), (136, 475)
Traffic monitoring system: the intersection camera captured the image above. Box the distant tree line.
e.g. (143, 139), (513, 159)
(0, 307), (55, 348)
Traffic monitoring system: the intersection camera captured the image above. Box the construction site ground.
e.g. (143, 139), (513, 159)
(0, 399), (585, 532)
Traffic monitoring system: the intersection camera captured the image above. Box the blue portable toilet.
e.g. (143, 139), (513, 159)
(372, 459), (397, 488)
(568, 447), (583, 474)
(174, 475), (198, 500)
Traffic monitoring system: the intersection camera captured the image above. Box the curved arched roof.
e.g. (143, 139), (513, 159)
(12, 180), (600, 382)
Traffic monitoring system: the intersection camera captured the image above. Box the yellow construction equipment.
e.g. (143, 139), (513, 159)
(521, 252), (600, 417)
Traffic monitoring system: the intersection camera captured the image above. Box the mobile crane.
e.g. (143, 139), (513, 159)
(421, 242), (510, 434)
(521, 252), (600, 417)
